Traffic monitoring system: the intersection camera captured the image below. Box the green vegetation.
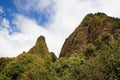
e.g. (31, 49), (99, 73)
(0, 13), (120, 80)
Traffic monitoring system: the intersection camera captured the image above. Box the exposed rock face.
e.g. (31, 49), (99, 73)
(60, 13), (120, 57)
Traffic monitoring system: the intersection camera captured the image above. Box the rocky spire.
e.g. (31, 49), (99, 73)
(28, 36), (49, 55)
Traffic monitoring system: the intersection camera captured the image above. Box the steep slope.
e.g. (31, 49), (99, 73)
(1, 36), (56, 80)
(28, 36), (49, 55)
(28, 35), (57, 60)
(1, 53), (50, 80)
(1, 13), (120, 80)
(60, 13), (120, 57)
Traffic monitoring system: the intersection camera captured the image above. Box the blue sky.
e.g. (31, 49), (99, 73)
(0, 0), (51, 32)
(0, 0), (18, 34)
(0, 0), (120, 57)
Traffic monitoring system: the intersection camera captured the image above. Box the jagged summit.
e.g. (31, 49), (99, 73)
(60, 12), (120, 57)
(28, 35), (49, 55)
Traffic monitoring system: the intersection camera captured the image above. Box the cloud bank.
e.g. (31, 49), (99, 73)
(0, 0), (120, 57)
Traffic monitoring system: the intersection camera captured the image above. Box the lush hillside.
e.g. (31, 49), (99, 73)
(60, 13), (120, 57)
(0, 36), (56, 80)
(0, 13), (120, 80)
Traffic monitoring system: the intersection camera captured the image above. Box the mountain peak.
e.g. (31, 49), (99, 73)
(35, 36), (45, 46)
(60, 12), (120, 57)
(28, 35), (49, 55)
(85, 12), (107, 17)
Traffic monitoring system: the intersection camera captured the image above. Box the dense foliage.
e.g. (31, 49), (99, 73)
(0, 13), (120, 80)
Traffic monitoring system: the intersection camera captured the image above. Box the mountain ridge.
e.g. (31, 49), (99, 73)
(60, 12), (120, 57)
(1, 12), (120, 80)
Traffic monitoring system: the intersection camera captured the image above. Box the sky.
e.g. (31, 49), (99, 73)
(0, 0), (120, 57)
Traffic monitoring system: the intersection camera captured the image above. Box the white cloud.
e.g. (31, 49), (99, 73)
(0, 6), (3, 13)
(0, 28), (20, 57)
(96, 0), (120, 17)
(12, 14), (65, 57)
(2, 18), (10, 28)
(14, 0), (54, 14)
(0, 15), (43, 57)
(0, 0), (120, 57)
(49, 0), (97, 34)
(46, 0), (102, 56)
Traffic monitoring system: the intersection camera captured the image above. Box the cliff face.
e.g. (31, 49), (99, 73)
(60, 13), (120, 57)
